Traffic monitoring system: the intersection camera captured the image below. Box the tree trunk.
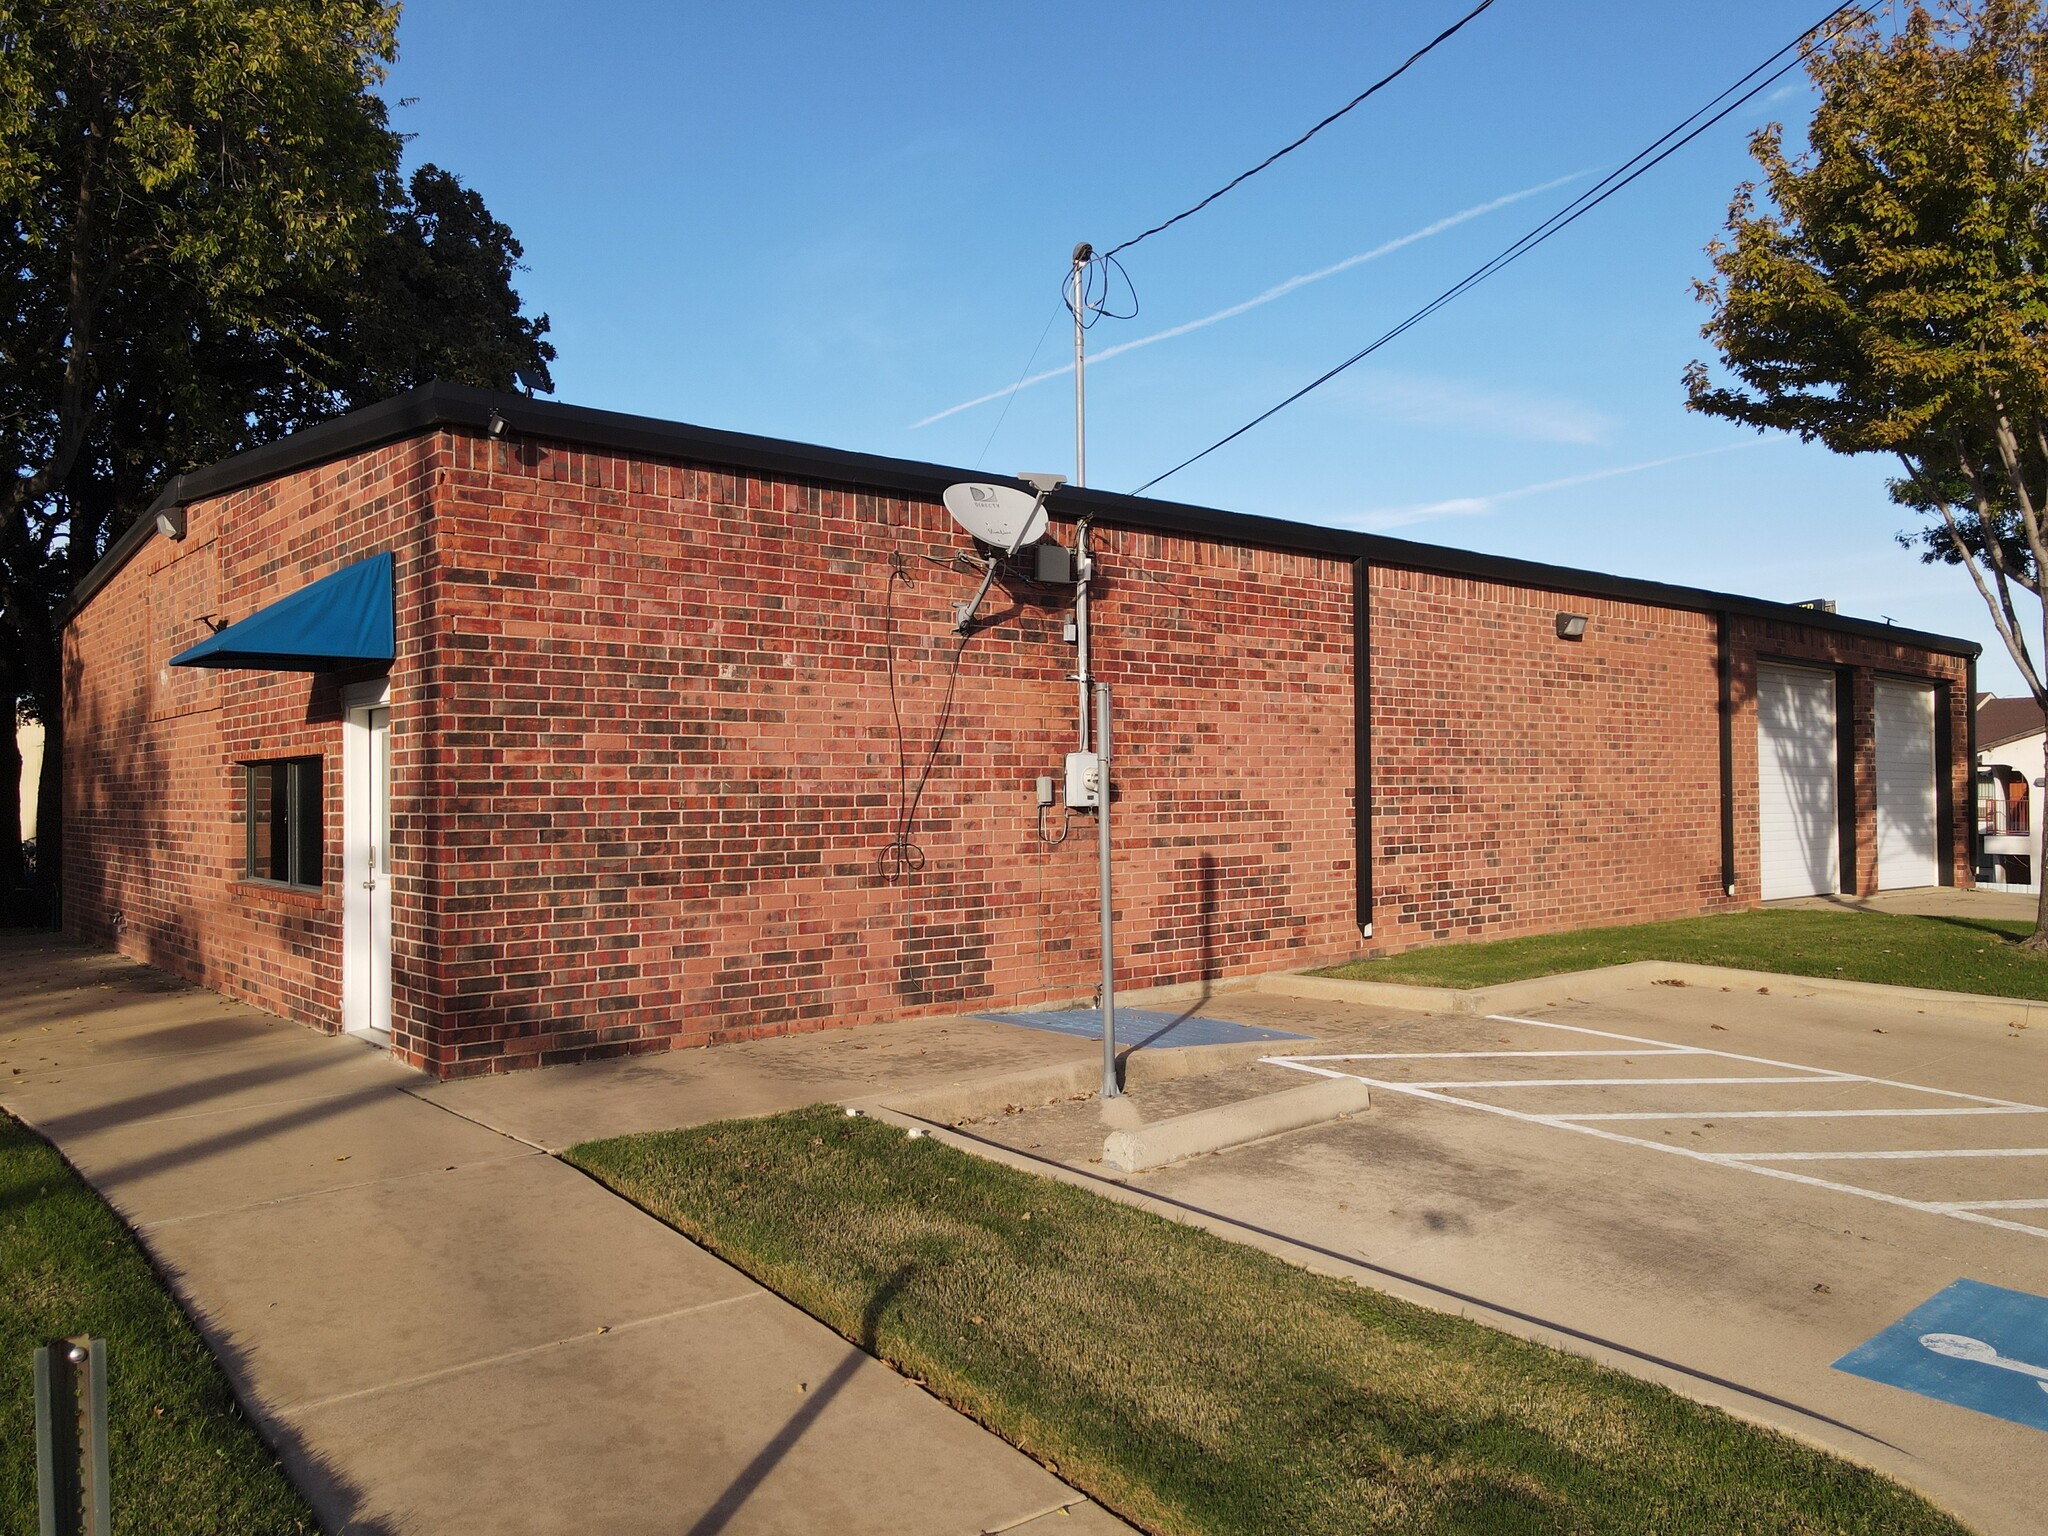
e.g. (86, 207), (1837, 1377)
(2029, 598), (2048, 948)
(29, 696), (59, 927)
(0, 689), (22, 924)
(16, 579), (64, 929)
(2032, 839), (2048, 949)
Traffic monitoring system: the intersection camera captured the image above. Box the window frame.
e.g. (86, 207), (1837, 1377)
(242, 756), (325, 891)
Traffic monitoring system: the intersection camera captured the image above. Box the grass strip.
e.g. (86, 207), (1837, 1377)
(1312, 909), (2048, 997)
(570, 1106), (1969, 1536)
(0, 1110), (316, 1534)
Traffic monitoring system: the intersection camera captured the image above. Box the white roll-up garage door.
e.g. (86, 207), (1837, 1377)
(1875, 678), (1940, 890)
(1757, 663), (1839, 900)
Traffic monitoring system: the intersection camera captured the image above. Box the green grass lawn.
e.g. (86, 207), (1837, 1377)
(571, 1107), (1970, 1536)
(0, 1110), (316, 1534)
(1314, 909), (2048, 997)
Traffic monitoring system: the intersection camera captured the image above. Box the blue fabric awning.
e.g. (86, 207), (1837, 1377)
(170, 553), (394, 672)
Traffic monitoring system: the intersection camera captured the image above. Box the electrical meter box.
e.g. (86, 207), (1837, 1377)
(1064, 750), (1101, 809)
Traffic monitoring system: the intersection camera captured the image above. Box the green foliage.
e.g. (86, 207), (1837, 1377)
(573, 1108), (1970, 1536)
(0, 0), (554, 905)
(1689, 1), (2048, 702)
(324, 164), (556, 402)
(0, 1111), (317, 1532)
(1691, 2), (2048, 448)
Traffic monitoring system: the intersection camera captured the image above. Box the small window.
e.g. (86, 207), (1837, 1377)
(244, 758), (324, 889)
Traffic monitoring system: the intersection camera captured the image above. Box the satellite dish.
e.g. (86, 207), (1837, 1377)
(943, 482), (1048, 553)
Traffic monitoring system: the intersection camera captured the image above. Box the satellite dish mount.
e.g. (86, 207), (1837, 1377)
(942, 477), (1060, 632)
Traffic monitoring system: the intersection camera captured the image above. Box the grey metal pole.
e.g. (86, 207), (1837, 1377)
(1097, 681), (1118, 1098)
(34, 1337), (109, 1536)
(1073, 521), (1092, 752)
(1072, 243), (1090, 488)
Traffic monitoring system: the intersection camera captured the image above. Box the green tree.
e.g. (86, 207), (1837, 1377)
(1687, 0), (2048, 939)
(0, 3), (553, 918)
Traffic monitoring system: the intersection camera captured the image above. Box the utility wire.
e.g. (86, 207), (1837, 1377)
(975, 297), (1064, 468)
(1131, 1), (1862, 497)
(1102, 0), (1502, 259)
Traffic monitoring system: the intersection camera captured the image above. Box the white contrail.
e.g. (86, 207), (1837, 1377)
(1342, 443), (1757, 533)
(910, 169), (1593, 430)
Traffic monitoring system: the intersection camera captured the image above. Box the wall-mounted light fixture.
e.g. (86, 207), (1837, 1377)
(486, 411), (509, 439)
(1555, 612), (1589, 641)
(155, 506), (188, 542)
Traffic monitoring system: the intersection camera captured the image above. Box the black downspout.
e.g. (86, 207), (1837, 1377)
(1965, 657), (1979, 887)
(1835, 669), (1859, 896)
(1717, 612), (1735, 897)
(1354, 558), (1372, 934)
(1935, 675), (1957, 887)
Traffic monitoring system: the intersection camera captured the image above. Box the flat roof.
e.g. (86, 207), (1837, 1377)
(63, 380), (1980, 658)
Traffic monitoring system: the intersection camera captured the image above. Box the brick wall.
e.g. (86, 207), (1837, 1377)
(417, 434), (1358, 1073)
(1365, 568), (1736, 949)
(64, 437), (442, 1045)
(62, 422), (1977, 1078)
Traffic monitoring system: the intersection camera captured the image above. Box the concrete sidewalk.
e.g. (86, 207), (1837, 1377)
(0, 934), (1134, 1536)
(1765, 884), (2038, 920)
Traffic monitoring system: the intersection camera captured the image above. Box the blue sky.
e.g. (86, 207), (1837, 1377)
(382, 0), (2022, 691)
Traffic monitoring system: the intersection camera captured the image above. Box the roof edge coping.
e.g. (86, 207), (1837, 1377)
(56, 381), (1982, 659)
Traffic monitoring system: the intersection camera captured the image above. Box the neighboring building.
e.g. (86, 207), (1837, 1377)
(60, 385), (1980, 1078)
(16, 715), (41, 844)
(1975, 694), (2045, 892)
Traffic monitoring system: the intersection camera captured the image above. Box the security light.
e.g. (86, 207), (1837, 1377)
(486, 411), (509, 439)
(1555, 612), (1589, 640)
(155, 507), (187, 542)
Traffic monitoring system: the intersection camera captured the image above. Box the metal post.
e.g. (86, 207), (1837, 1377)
(1073, 521), (1093, 752)
(1096, 681), (1119, 1098)
(1071, 243), (1091, 489)
(34, 1337), (110, 1536)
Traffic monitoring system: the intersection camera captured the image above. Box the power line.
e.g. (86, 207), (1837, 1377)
(975, 296), (1064, 468)
(1101, 0), (1502, 260)
(1131, 1), (1862, 497)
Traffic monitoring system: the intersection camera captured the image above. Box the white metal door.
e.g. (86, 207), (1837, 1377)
(1756, 664), (1839, 900)
(344, 688), (393, 1039)
(1874, 679), (1940, 890)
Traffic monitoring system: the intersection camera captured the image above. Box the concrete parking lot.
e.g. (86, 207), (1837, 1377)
(964, 979), (2046, 1536)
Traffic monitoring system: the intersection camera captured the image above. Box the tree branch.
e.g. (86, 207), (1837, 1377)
(1989, 397), (2048, 597)
(1923, 448), (2046, 699)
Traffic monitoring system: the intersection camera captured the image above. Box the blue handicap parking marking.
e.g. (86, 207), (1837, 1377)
(975, 1008), (1305, 1049)
(1832, 1279), (2048, 1432)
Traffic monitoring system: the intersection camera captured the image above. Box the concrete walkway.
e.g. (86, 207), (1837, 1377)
(1766, 884), (2038, 920)
(0, 934), (1134, 1536)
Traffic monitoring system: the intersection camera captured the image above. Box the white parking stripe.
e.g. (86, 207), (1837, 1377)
(1260, 1010), (2048, 1240)
(1485, 1013), (2045, 1108)
(1405, 1075), (1832, 1090)
(1284, 1049), (1697, 1061)
(1557, 1107), (2048, 1121)
(1725, 1148), (2048, 1161)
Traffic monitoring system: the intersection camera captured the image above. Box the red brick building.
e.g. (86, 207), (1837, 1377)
(60, 384), (1980, 1078)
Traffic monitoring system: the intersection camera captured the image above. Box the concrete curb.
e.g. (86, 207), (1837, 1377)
(1257, 959), (2048, 1027)
(857, 1108), (1908, 1493)
(1101, 1075), (1372, 1173)
(860, 1036), (1304, 1126)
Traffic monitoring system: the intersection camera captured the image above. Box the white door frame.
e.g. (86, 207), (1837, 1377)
(342, 678), (392, 1039)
